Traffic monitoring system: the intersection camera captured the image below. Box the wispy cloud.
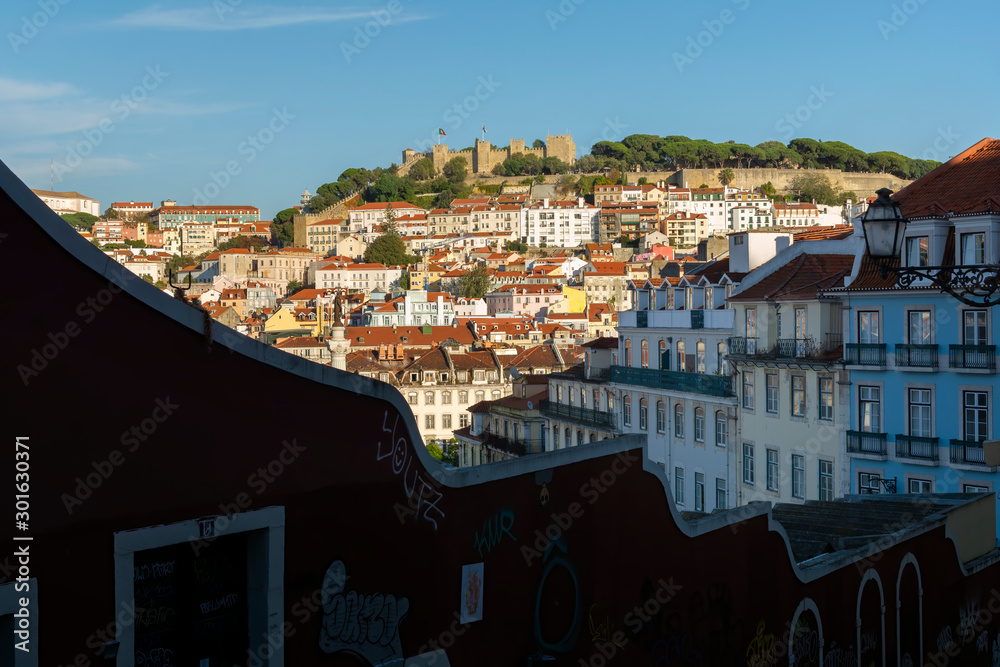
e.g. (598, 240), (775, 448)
(9, 156), (140, 184)
(0, 78), (79, 103)
(109, 4), (415, 31)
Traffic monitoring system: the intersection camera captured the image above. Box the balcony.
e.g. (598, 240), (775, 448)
(483, 433), (545, 457)
(726, 336), (759, 357)
(539, 399), (617, 430)
(619, 309), (734, 330)
(847, 430), (887, 455)
(895, 344), (939, 368)
(551, 366), (610, 381)
(950, 439), (987, 465)
(776, 338), (810, 359)
(894, 435), (939, 462)
(609, 365), (735, 397)
(949, 345), (997, 371)
(845, 343), (886, 366)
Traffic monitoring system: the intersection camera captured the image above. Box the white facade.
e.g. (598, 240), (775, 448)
(363, 291), (456, 327)
(33, 189), (100, 216)
(313, 262), (404, 293)
(521, 198), (599, 247)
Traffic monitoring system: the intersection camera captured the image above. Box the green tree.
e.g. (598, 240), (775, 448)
(442, 156), (468, 184)
(718, 168), (736, 186)
(368, 172), (416, 203)
(364, 234), (410, 266)
(286, 280), (303, 295)
(274, 207), (297, 225)
(459, 262), (492, 298)
(399, 272), (410, 290)
(790, 173), (842, 206)
(219, 234), (268, 251)
(532, 139), (546, 149)
(381, 202), (398, 236)
(102, 207), (123, 220)
(409, 157), (435, 181)
(60, 212), (99, 230)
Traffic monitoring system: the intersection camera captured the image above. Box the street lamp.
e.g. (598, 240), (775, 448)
(860, 188), (1000, 307)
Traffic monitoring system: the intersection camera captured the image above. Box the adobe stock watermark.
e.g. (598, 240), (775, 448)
(411, 75), (503, 153)
(51, 66), (169, 182)
(774, 85), (834, 141)
(8, 0), (71, 53)
(192, 106), (295, 205)
(877, 0), (930, 40)
(60, 397), (180, 514)
(920, 127), (960, 162)
(341, 0), (409, 63)
(587, 116), (629, 153)
(545, 0), (586, 31)
(673, 0), (751, 73)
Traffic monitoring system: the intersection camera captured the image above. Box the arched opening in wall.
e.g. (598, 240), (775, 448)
(896, 555), (922, 666)
(791, 608), (821, 666)
(857, 571), (886, 667)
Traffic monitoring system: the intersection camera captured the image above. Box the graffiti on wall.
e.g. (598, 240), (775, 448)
(533, 538), (582, 653)
(319, 560), (410, 664)
(473, 509), (516, 559)
(377, 410), (445, 529)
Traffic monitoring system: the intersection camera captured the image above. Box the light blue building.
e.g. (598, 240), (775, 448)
(831, 138), (1000, 533)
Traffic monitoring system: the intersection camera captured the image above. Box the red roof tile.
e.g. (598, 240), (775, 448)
(893, 137), (1000, 219)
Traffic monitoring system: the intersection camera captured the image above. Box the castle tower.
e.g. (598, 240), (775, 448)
(545, 134), (576, 165)
(432, 144), (449, 175)
(473, 139), (491, 174)
(509, 138), (526, 156)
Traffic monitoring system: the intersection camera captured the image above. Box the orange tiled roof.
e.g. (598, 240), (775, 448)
(728, 254), (854, 302)
(892, 137), (1000, 218)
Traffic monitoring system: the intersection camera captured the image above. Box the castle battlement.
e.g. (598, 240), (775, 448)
(398, 133), (576, 177)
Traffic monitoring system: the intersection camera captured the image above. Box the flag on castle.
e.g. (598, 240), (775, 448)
(438, 128), (446, 136)
(482, 124), (487, 134)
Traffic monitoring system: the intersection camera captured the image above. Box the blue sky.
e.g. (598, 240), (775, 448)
(2, 0), (996, 219)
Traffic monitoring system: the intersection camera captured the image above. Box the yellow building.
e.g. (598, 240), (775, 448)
(560, 285), (586, 314)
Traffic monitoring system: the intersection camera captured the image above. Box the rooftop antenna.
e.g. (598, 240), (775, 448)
(50, 159), (53, 190)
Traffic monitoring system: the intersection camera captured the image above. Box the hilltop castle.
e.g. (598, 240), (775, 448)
(398, 134), (576, 176)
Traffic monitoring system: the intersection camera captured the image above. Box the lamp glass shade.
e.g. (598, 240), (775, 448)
(862, 188), (906, 258)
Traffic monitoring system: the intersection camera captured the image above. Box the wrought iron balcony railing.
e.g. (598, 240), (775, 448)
(609, 365), (734, 397)
(847, 430), (887, 455)
(845, 343), (887, 366)
(894, 344), (939, 368)
(726, 336), (758, 357)
(949, 439), (986, 465)
(539, 399), (617, 430)
(894, 435), (939, 461)
(949, 345), (997, 371)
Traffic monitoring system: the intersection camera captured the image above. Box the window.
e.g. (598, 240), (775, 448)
(819, 378), (834, 421)
(475, 391), (485, 403)
(964, 310), (988, 346)
(792, 455), (805, 498)
(425, 391), (435, 405)
(676, 341), (686, 372)
(443, 414), (452, 429)
(742, 371), (755, 409)
(964, 484), (990, 493)
(766, 449), (778, 491)
(791, 375), (805, 417)
(492, 390), (501, 400)
(908, 310), (931, 344)
(606, 390), (614, 412)
(715, 411), (727, 447)
(407, 392), (418, 405)
(819, 460), (833, 501)
(624, 339), (632, 366)
(694, 341), (705, 374)
(858, 311), (881, 344)
(556, 385), (564, 403)
(965, 391), (988, 442)
(766, 373), (778, 414)
(639, 398), (648, 430)
(694, 407), (705, 442)
(656, 401), (666, 433)
(859, 386), (881, 432)
(909, 478), (932, 494)
(460, 413), (469, 428)
(717, 341), (726, 373)
(715, 478), (727, 510)
(961, 232), (986, 265)
(641, 340), (649, 368)
(858, 472), (881, 494)
(459, 391), (468, 404)
(659, 340), (668, 370)
(425, 414), (435, 429)
(623, 395), (632, 427)
(442, 391), (452, 405)
(694, 473), (705, 512)
(674, 404), (684, 438)
(742, 443), (755, 485)
(908, 388), (932, 437)
(674, 468), (685, 506)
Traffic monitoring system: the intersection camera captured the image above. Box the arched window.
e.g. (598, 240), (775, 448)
(624, 339), (632, 367)
(659, 340), (668, 370)
(475, 390), (485, 402)
(694, 407), (705, 442)
(492, 390), (501, 400)
(656, 401), (666, 433)
(696, 341), (706, 374)
(715, 411), (728, 447)
(717, 341), (726, 373)
(641, 340), (649, 368)
(593, 389), (600, 411)
(639, 398), (648, 430)
(459, 391), (468, 404)
(623, 395), (632, 427)
(674, 403), (684, 438)
(606, 390), (614, 412)
(581, 388), (586, 407)
(425, 391), (435, 405)
(676, 341), (686, 372)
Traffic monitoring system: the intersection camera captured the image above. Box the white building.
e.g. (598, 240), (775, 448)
(362, 290), (456, 327)
(348, 202), (426, 235)
(312, 261), (404, 293)
(32, 189), (100, 216)
(521, 198), (599, 247)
